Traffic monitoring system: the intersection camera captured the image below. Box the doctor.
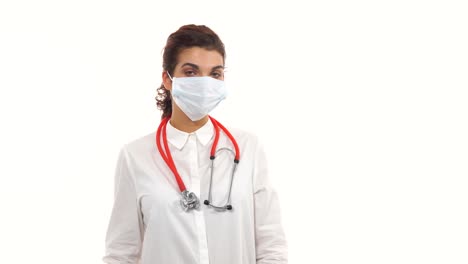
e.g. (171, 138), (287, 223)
(103, 24), (288, 264)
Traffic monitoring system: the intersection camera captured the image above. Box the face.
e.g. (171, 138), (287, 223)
(162, 46), (224, 91)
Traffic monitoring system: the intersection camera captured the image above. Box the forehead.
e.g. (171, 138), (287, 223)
(176, 47), (224, 68)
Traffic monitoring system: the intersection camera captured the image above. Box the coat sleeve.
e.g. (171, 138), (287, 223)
(103, 145), (144, 264)
(253, 139), (288, 263)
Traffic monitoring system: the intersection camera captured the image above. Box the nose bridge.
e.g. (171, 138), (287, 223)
(199, 66), (213, 76)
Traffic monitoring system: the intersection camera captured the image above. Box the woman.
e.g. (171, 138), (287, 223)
(103, 24), (288, 264)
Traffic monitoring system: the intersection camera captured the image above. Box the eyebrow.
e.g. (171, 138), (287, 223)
(180, 63), (224, 71)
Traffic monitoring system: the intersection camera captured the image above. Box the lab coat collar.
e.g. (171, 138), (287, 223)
(166, 117), (214, 150)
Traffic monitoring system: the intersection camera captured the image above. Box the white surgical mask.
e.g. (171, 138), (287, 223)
(167, 72), (227, 121)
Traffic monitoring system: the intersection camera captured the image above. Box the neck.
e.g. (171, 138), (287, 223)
(169, 106), (209, 133)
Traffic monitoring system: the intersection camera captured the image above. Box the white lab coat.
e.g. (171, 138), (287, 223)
(103, 118), (287, 264)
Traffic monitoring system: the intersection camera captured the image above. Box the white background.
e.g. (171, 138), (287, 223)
(1, 0), (467, 263)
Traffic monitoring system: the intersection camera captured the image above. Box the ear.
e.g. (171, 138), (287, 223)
(162, 71), (172, 91)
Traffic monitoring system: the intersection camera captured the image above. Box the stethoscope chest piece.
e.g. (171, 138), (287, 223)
(180, 190), (200, 211)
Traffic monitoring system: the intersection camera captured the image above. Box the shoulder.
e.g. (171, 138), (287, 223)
(223, 123), (258, 142)
(119, 130), (157, 159)
(220, 123), (264, 156)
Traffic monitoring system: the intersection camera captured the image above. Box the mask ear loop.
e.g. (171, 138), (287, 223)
(166, 71), (173, 81)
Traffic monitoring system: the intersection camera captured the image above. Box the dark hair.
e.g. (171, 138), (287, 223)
(155, 24), (226, 118)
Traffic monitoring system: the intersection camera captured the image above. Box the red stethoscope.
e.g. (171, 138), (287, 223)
(156, 115), (240, 211)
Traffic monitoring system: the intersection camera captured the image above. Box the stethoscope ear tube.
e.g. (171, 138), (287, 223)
(204, 148), (238, 211)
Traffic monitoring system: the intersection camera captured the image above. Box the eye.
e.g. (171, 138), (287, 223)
(184, 69), (197, 76)
(211, 71), (223, 79)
